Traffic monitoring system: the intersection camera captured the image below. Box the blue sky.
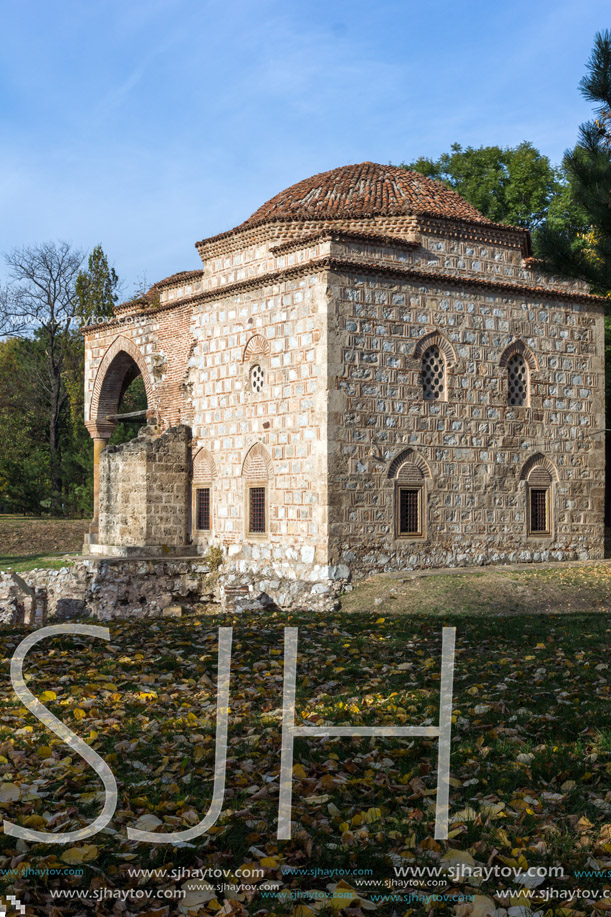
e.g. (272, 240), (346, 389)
(0, 0), (608, 293)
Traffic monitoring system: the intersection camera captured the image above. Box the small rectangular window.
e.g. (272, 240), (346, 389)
(530, 488), (549, 534)
(399, 488), (421, 535)
(195, 488), (211, 531)
(249, 487), (266, 534)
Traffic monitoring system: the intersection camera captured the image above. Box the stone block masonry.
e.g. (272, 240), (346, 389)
(326, 252), (605, 576)
(0, 558), (340, 623)
(97, 424), (192, 554)
(80, 163), (606, 598)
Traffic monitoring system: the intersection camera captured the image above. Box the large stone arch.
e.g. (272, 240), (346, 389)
(89, 336), (155, 435)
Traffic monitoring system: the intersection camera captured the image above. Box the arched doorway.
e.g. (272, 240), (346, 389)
(86, 337), (155, 534)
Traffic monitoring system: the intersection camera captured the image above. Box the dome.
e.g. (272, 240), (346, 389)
(241, 161), (492, 228)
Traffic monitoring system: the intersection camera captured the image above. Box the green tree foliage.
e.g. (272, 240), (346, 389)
(0, 338), (50, 513)
(537, 30), (611, 292)
(0, 243), (120, 517)
(1, 242), (84, 513)
(109, 375), (148, 446)
(75, 244), (119, 324)
(402, 142), (560, 230)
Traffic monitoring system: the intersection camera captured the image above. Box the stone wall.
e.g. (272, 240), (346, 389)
(85, 270), (331, 569)
(98, 425), (191, 551)
(326, 252), (605, 575)
(83, 211), (605, 586)
(0, 558), (339, 623)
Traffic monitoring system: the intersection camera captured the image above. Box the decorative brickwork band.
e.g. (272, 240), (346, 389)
(520, 453), (558, 483)
(243, 334), (270, 361)
(242, 443), (273, 480)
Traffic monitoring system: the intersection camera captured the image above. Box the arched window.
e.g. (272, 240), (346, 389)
(422, 344), (445, 401)
(389, 449), (431, 538)
(243, 335), (270, 400)
(414, 332), (455, 403)
(192, 448), (216, 534)
(521, 455), (557, 536)
(242, 443), (272, 536)
(501, 341), (536, 407)
(507, 353), (528, 406)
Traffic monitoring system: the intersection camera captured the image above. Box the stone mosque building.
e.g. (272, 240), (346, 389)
(82, 162), (605, 597)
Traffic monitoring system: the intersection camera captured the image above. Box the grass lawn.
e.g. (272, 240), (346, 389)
(0, 515), (88, 572)
(1, 609), (611, 915)
(342, 560), (611, 616)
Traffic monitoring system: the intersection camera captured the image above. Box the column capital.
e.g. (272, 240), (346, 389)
(86, 421), (115, 440)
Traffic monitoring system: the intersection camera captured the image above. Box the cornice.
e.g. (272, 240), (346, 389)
(269, 229), (420, 255)
(82, 254), (605, 336)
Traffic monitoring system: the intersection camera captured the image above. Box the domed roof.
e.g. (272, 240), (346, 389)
(242, 162), (492, 228)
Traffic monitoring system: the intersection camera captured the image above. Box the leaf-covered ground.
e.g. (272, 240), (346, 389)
(1, 610), (611, 916)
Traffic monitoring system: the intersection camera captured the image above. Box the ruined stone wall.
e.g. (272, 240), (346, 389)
(98, 425), (191, 549)
(0, 557), (339, 622)
(85, 269), (330, 574)
(327, 258), (605, 576)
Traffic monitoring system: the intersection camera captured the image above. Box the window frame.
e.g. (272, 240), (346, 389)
(421, 344), (447, 402)
(246, 483), (268, 537)
(395, 483), (426, 540)
(250, 363), (265, 394)
(191, 483), (213, 538)
(506, 352), (530, 407)
(194, 486), (212, 532)
(527, 484), (551, 536)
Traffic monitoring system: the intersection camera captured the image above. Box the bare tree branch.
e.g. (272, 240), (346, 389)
(0, 241), (84, 513)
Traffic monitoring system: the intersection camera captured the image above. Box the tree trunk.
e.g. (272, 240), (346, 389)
(49, 369), (62, 515)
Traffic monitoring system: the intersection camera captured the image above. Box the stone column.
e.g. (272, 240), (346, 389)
(91, 437), (109, 531)
(86, 422), (114, 537)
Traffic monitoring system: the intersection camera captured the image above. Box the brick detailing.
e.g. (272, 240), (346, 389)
(242, 443), (272, 480)
(500, 339), (539, 372)
(521, 454), (558, 483)
(243, 334), (270, 360)
(389, 449), (431, 483)
(193, 447), (216, 481)
(88, 335), (155, 432)
(414, 330), (457, 364)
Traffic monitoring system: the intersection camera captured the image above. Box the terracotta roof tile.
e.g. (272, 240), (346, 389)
(242, 162), (493, 227)
(152, 270), (203, 290)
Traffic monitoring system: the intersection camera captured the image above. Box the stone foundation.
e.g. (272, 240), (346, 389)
(0, 556), (342, 624)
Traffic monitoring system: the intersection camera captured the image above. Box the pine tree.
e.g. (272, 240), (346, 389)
(75, 244), (119, 324)
(537, 30), (611, 291)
